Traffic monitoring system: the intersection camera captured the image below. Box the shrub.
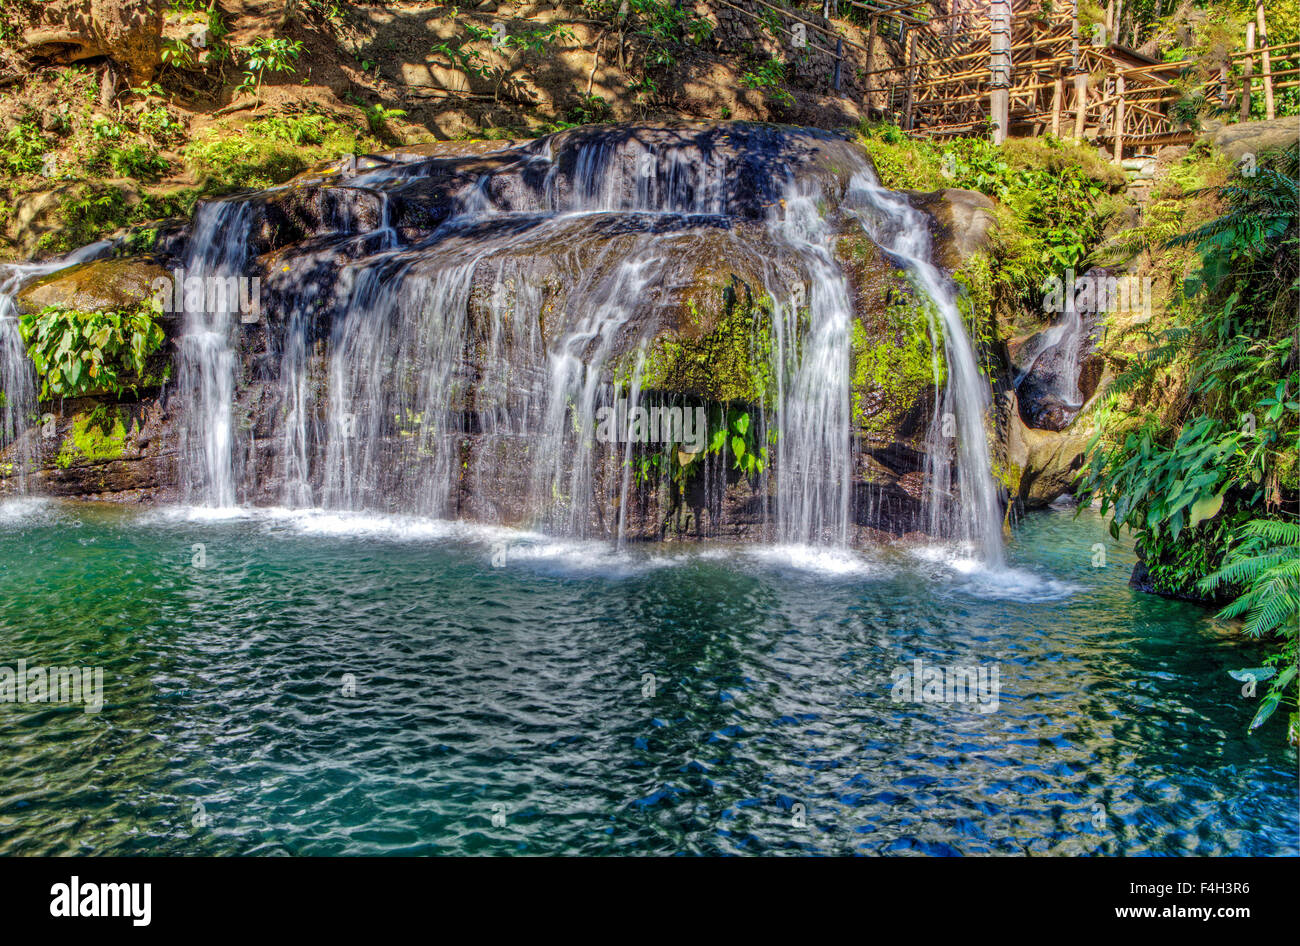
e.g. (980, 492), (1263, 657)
(19, 301), (168, 400)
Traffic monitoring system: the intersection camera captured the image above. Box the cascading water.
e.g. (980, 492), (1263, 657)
(846, 172), (1006, 566)
(0, 267), (38, 488)
(14, 125), (1004, 564)
(175, 199), (255, 508)
(766, 178), (853, 547)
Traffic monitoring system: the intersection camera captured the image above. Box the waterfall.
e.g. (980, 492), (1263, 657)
(846, 172), (1005, 566)
(0, 267), (38, 489)
(0, 241), (115, 491)
(766, 177), (853, 546)
(6, 126), (1004, 564)
(175, 199), (256, 508)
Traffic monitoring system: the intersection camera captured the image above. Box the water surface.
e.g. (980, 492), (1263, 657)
(0, 500), (1294, 855)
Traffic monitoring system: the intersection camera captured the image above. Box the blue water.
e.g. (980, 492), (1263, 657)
(0, 498), (1294, 855)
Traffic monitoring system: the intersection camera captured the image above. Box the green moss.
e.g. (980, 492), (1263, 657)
(57, 409), (127, 467)
(638, 279), (775, 404)
(850, 276), (944, 434)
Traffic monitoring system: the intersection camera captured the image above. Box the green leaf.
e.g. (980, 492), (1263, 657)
(1188, 490), (1226, 529)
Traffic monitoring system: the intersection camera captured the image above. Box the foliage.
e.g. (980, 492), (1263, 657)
(740, 59), (794, 107)
(361, 103), (406, 143)
(19, 301), (167, 400)
(857, 124), (1122, 309)
(236, 37), (304, 105)
(2, 119), (51, 175)
(92, 143), (171, 181)
(186, 109), (377, 192)
(632, 404), (772, 493)
(1199, 519), (1299, 732)
(1078, 144), (1299, 736)
(582, 0), (713, 102)
(36, 184), (196, 256)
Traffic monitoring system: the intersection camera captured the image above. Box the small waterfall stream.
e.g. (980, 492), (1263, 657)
(175, 199), (256, 508)
(846, 173), (1005, 565)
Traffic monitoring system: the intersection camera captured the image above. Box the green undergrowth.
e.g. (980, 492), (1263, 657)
(857, 123), (1124, 313)
(185, 109), (382, 193)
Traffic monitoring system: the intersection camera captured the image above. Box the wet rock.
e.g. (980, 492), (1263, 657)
(1004, 390), (1098, 507)
(17, 256), (171, 316)
(909, 188), (997, 271)
(1009, 282), (1107, 432)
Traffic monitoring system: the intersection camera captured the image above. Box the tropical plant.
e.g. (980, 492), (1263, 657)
(19, 301), (168, 400)
(1199, 518), (1299, 732)
(236, 37), (303, 109)
(1078, 143), (1299, 737)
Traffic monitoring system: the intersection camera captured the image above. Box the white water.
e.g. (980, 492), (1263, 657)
(767, 177), (853, 546)
(176, 199), (255, 508)
(846, 171), (1005, 566)
(3, 132), (1005, 567)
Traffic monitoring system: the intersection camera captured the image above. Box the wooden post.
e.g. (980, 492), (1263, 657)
(1113, 72), (1125, 162)
(1257, 1), (1275, 120)
(990, 0), (1012, 143)
(833, 37), (843, 94)
(1051, 77), (1064, 137)
(903, 29), (917, 129)
(1071, 0), (1085, 141)
(1219, 61), (1229, 106)
(1240, 21), (1255, 121)
(864, 14), (878, 111)
(1104, 0), (1114, 38)
(1074, 74), (1088, 139)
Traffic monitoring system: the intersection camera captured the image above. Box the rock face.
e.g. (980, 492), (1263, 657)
(1, 123), (993, 544)
(22, 0), (165, 85)
(908, 188), (997, 272)
(1199, 116), (1300, 162)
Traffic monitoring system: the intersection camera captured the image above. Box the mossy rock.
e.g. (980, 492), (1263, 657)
(835, 229), (943, 436)
(55, 410), (128, 469)
(639, 276), (775, 404)
(17, 257), (171, 318)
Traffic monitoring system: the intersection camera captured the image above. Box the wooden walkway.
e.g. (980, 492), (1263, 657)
(711, 0), (1300, 159)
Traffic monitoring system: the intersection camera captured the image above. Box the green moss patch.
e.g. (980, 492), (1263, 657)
(639, 278), (775, 405)
(56, 408), (128, 468)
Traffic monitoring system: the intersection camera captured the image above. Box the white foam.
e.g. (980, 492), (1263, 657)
(743, 543), (884, 578)
(0, 496), (52, 521)
(909, 544), (1078, 601)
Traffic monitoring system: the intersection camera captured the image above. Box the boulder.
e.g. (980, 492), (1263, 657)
(17, 257), (171, 316)
(908, 188), (997, 271)
(1004, 391), (1097, 507)
(22, 0), (165, 85)
(1199, 116), (1300, 162)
